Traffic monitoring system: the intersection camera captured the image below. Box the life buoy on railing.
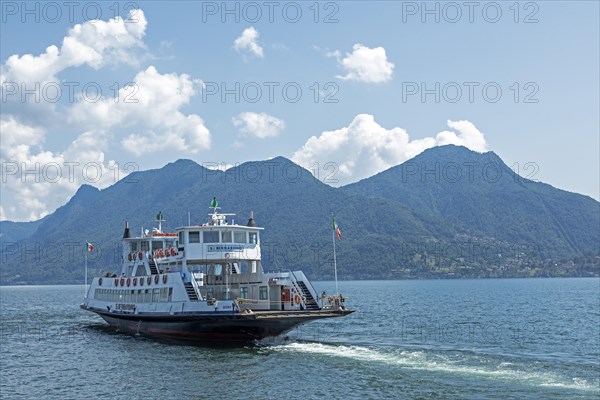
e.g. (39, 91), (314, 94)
(128, 253), (132, 261)
(138, 251), (143, 260)
(133, 277), (137, 286)
(120, 278), (125, 286)
(170, 248), (176, 257)
(295, 293), (301, 304)
(114, 278), (118, 286)
(126, 277), (131, 287)
(162, 274), (168, 284)
(139, 276), (144, 286)
(99, 278), (103, 286)
(159, 249), (164, 258)
(147, 276), (152, 285)
(154, 275), (159, 284)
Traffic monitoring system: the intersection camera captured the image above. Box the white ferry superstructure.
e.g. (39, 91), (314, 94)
(81, 203), (353, 343)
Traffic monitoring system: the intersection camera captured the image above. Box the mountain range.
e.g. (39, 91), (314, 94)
(1, 145), (598, 284)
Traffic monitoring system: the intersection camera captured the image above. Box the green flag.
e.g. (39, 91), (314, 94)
(156, 211), (163, 221)
(210, 197), (218, 208)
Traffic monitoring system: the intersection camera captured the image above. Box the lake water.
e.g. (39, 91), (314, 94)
(1, 278), (598, 399)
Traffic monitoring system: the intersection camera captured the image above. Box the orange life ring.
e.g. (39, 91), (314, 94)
(114, 278), (118, 286)
(140, 277), (144, 286)
(133, 277), (137, 286)
(147, 276), (152, 285)
(120, 278), (125, 286)
(128, 254), (132, 261)
(99, 278), (103, 286)
(154, 275), (159, 284)
(170, 248), (176, 257)
(138, 251), (143, 260)
(162, 274), (167, 284)
(126, 277), (131, 287)
(295, 293), (301, 304)
(159, 249), (164, 257)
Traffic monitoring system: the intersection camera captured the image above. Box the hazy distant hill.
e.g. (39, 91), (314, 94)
(1, 146), (598, 284)
(0, 219), (44, 243)
(344, 145), (600, 259)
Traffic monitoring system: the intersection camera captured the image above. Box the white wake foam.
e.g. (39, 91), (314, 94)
(271, 342), (598, 392)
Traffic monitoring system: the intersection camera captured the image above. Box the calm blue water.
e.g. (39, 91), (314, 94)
(1, 279), (598, 399)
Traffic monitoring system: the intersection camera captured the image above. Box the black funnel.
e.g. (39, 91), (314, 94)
(247, 211), (256, 227)
(122, 221), (131, 239)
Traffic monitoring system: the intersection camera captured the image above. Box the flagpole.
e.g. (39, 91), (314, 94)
(332, 216), (339, 296)
(84, 250), (88, 300)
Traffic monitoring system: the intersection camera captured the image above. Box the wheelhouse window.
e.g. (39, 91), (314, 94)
(221, 231), (232, 243)
(233, 232), (247, 243)
(249, 232), (258, 244)
(152, 241), (163, 250)
(203, 231), (219, 243)
(178, 231), (184, 244)
(189, 231), (200, 243)
(130, 242), (138, 251)
(240, 287), (249, 299)
(141, 241), (149, 252)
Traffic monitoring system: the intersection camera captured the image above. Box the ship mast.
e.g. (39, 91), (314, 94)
(332, 214), (339, 296)
(156, 211), (164, 233)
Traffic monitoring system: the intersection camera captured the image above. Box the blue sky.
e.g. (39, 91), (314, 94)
(1, 1), (598, 221)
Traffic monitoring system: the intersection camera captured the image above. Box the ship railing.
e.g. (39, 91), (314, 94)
(294, 270), (318, 299)
(189, 272), (204, 301)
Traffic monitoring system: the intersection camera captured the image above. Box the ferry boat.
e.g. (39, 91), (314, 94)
(81, 201), (353, 343)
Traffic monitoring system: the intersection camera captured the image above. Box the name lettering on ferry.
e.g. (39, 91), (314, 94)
(116, 303), (135, 311)
(207, 245), (245, 252)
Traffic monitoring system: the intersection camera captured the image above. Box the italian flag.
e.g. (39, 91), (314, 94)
(86, 241), (94, 253)
(333, 218), (341, 240)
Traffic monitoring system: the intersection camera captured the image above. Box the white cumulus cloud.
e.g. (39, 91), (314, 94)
(69, 66), (210, 156)
(291, 114), (488, 186)
(233, 27), (264, 59)
(0, 117), (126, 221)
(330, 44), (394, 83)
(232, 112), (285, 138)
(0, 9), (147, 87)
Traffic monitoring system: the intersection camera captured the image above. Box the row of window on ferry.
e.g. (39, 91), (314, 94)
(130, 240), (176, 252)
(179, 230), (258, 244)
(95, 288), (172, 303)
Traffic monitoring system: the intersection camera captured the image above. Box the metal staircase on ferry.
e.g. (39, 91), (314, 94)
(297, 281), (320, 310)
(184, 282), (200, 301)
(148, 259), (159, 275)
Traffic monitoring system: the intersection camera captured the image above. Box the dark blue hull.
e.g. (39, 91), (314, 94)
(82, 305), (353, 343)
